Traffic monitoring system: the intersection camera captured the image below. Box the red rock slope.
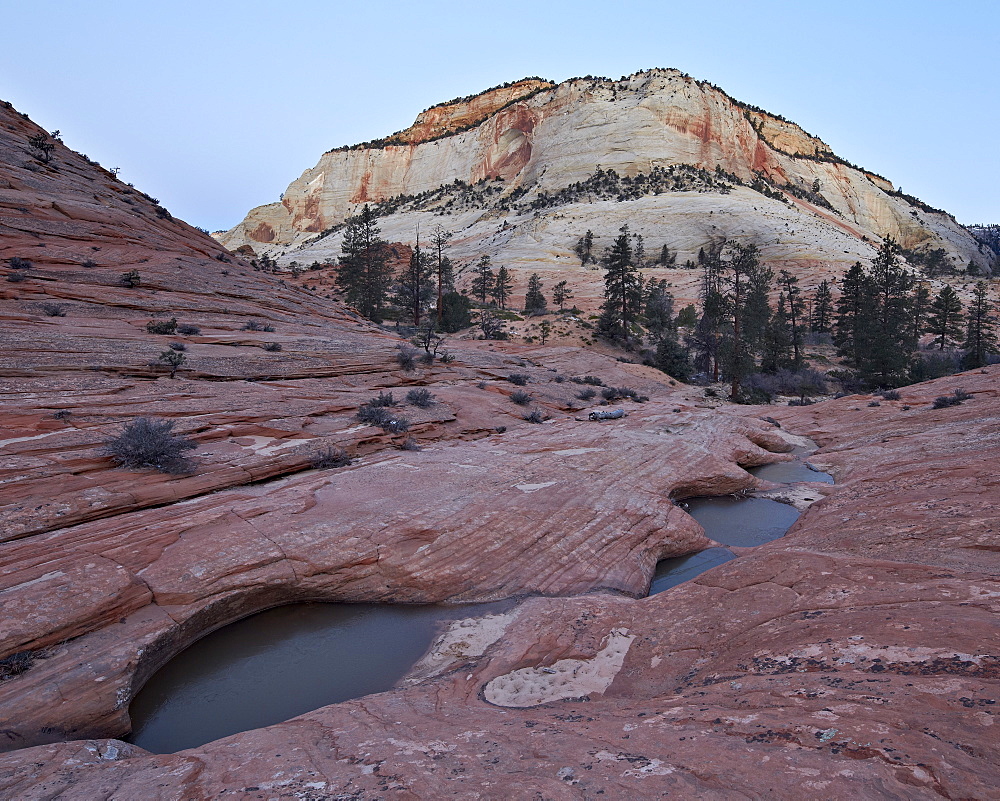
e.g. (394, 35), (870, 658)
(0, 98), (996, 798)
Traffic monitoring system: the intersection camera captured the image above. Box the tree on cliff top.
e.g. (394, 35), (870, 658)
(336, 205), (394, 322)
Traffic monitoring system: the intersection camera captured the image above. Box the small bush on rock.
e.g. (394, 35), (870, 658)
(38, 302), (66, 317)
(524, 409), (546, 424)
(312, 447), (351, 469)
(8, 257), (32, 271)
(242, 320), (275, 332)
(406, 388), (434, 408)
(507, 373), (529, 386)
(576, 387), (596, 401)
(120, 269), (141, 288)
(102, 417), (197, 474)
(146, 317), (177, 335)
(262, 342), (282, 351)
(510, 389), (532, 405)
(176, 323), (201, 336)
(932, 388), (972, 409)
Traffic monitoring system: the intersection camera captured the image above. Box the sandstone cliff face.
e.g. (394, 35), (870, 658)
(219, 69), (987, 281)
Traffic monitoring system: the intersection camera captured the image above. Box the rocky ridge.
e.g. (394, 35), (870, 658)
(218, 69), (993, 295)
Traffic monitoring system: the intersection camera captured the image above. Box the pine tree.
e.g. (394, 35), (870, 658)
(469, 255), (494, 304)
(720, 242), (766, 399)
(742, 263), (773, 357)
(395, 238), (433, 326)
(598, 225), (643, 341)
(860, 238), (915, 387)
(430, 226), (454, 326)
(761, 293), (793, 373)
(657, 244), (676, 266)
(833, 262), (871, 370)
(643, 279), (675, 339)
(524, 273), (546, 314)
(926, 285), (964, 350)
(910, 282), (931, 343)
(336, 205), (394, 322)
(810, 280), (833, 334)
(778, 269), (805, 366)
(491, 265), (513, 309)
(654, 325), (691, 380)
(962, 281), (997, 368)
(574, 230), (594, 266)
(552, 280), (573, 311)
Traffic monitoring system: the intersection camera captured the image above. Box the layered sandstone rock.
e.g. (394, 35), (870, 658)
(1, 368), (996, 798)
(219, 69), (991, 287)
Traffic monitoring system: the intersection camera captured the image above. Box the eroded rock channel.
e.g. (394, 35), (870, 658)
(650, 448), (833, 594)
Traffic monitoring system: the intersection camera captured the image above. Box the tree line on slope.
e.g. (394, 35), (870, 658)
(591, 228), (998, 400)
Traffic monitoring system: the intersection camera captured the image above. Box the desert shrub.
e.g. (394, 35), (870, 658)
(102, 417), (197, 474)
(6, 272), (26, 283)
(745, 368), (827, 403)
(406, 388), (434, 407)
(176, 323), (201, 336)
(168, 342), (186, 351)
(381, 415), (410, 433)
(8, 257), (32, 271)
(0, 651), (33, 682)
(312, 447), (351, 469)
(570, 375), (604, 386)
(910, 351), (962, 383)
(553, 374), (566, 383)
(262, 342), (282, 351)
(576, 387), (596, 401)
(523, 409), (546, 423)
(157, 349), (185, 377)
(81, 258), (97, 269)
(356, 403), (390, 426)
(878, 389), (902, 400)
(370, 391), (397, 407)
(396, 347), (418, 372)
(38, 302), (66, 317)
(52, 409), (72, 420)
(868, 400), (881, 407)
(119, 269), (141, 288)
(146, 317), (177, 335)
(507, 373), (529, 385)
(400, 437), (421, 451)
(510, 389), (532, 405)
(932, 389), (972, 409)
(242, 320), (275, 332)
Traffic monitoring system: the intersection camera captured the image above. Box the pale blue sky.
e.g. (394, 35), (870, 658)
(3, 1), (996, 231)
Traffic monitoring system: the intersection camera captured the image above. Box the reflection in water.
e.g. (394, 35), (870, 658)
(750, 460), (834, 485)
(129, 600), (510, 754)
(649, 547), (736, 594)
(685, 496), (802, 547)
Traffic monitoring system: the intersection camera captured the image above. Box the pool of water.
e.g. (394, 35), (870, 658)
(685, 495), (803, 547)
(649, 547), (736, 594)
(128, 600), (510, 753)
(649, 456), (833, 595)
(750, 460), (834, 484)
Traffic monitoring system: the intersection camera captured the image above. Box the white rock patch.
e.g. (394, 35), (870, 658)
(483, 628), (636, 707)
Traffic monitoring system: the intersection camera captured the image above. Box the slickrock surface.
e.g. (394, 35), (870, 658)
(219, 69), (991, 294)
(2, 369), (995, 800)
